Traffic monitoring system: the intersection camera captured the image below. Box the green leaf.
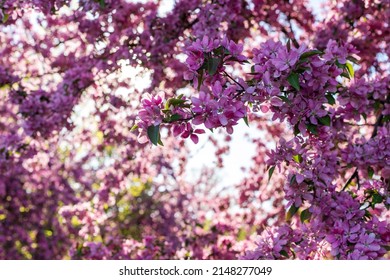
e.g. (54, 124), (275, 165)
(2, 13), (9, 24)
(346, 62), (354, 78)
(237, 228), (247, 241)
(286, 205), (299, 221)
(299, 50), (323, 60)
(268, 166), (276, 181)
(335, 60), (344, 69)
(372, 193), (383, 204)
(300, 209), (312, 223)
(290, 175), (296, 185)
(205, 57), (220, 76)
(296, 66), (310, 74)
(279, 95), (290, 104)
(166, 98), (186, 109)
(287, 72), (300, 91)
(169, 114), (181, 122)
(318, 115), (331, 126)
(373, 100), (381, 112)
(293, 124), (300, 136)
(213, 46), (225, 56)
(340, 72), (350, 79)
(147, 125), (161, 146)
(250, 65), (256, 74)
(130, 124), (139, 131)
(292, 154), (303, 164)
(325, 94), (336, 105)
(197, 69), (204, 90)
(367, 166), (374, 179)
(243, 116), (249, 127)
(161, 109), (171, 114)
(306, 123), (318, 135)
(280, 250), (289, 258)
(99, 0), (106, 8)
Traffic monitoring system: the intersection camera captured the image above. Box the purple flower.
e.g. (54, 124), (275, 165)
(272, 49), (299, 71)
(189, 36), (218, 53)
(355, 233), (381, 252)
(138, 94), (164, 126)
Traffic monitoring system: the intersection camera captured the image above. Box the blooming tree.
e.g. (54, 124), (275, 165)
(0, 0), (389, 260)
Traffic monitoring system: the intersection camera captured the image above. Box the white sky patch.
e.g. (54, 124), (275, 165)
(185, 121), (265, 188)
(157, 0), (175, 17)
(308, 0), (329, 21)
(118, 63), (152, 93)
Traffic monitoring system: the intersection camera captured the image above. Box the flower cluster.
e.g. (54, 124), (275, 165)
(136, 33), (389, 260)
(1, 0), (389, 261)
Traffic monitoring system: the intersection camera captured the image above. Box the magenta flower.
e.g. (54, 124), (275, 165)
(261, 71), (279, 95)
(186, 50), (204, 71)
(355, 233), (381, 252)
(323, 40), (349, 64)
(174, 122), (205, 144)
(189, 36), (218, 53)
(138, 93), (164, 126)
(272, 49), (299, 71)
(222, 39), (246, 61)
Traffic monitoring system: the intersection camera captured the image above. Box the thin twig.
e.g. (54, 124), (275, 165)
(342, 168), (358, 191)
(341, 98), (387, 191)
(223, 71), (245, 91)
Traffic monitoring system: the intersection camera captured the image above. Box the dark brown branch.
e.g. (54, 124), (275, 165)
(223, 70), (245, 91)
